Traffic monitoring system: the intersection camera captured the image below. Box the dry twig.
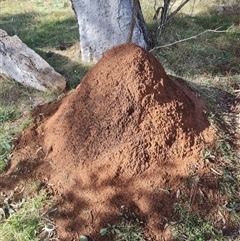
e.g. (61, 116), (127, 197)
(151, 25), (234, 51)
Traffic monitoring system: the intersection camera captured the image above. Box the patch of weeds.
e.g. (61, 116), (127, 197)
(100, 221), (145, 241)
(224, 201), (240, 219)
(172, 163), (239, 240)
(99, 207), (145, 241)
(200, 149), (216, 163)
(100, 223), (121, 237)
(0, 188), (55, 241)
(116, 220), (145, 241)
(173, 203), (221, 241)
(0, 133), (15, 173)
(216, 133), (234, 161)
(0, 107), (19, 124)
(217, 163), (240, 228)
(218, 167), (240, 198)
(200, 117), (240, 236)
(0, 160), (7, 174)
(0, 106), (32, 174)
(0, 109), (33, 173)
(212, 128), (239, 206)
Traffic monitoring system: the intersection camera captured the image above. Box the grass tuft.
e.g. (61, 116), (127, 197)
(173, 206), (218, 241)
(0, 133), (14, 173)
(0, 107), (19, 124)
(100, 220), (145, 241)
(0, 190), (54, 241)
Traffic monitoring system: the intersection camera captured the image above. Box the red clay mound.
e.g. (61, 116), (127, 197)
(6, 43), (216, 240)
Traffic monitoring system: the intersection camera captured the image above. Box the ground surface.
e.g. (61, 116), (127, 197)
(1, 43), (226, 240)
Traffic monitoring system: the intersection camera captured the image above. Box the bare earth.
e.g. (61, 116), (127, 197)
(2, 43), (219, 240)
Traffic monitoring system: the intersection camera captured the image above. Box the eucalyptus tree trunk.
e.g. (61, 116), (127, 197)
(71, 0), (152, 62)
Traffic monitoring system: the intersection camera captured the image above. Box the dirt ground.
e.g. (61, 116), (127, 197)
(1, 43), (223, 240)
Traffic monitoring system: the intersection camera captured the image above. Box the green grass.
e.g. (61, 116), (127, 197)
(148, 1), (240, 78)
(171, 163), (240, 240)
(0, 106), (19, 172)
(0, 0), (93, 89)
(173, 205), (210, 240)
(173, 203), (221, 241)
(97, 207), (146, 240)
(0, 107), (19, 124)
(0, 0), (78, 47)
(0, 132), (14, 172)
(0, 78), (39, 172)
(0, 189), (54, 241)
(100, 219), (145, 241)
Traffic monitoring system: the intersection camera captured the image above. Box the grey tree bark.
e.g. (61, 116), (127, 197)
(71, 0), (153, 62)
(0, 29), (66, 92)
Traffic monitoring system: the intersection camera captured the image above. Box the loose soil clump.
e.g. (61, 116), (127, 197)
(3, 43), (216, 240)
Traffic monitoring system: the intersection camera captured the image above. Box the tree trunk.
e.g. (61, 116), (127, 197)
(71, 0), (153, 62)
(0, 29), (66, 92)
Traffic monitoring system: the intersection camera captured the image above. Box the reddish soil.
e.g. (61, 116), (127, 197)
(1, 43), (218, 240)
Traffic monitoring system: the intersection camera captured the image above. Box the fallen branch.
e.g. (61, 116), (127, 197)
(150, 25), (234, 51)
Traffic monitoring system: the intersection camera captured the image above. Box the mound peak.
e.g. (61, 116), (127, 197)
(43, 44), (205, 174)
